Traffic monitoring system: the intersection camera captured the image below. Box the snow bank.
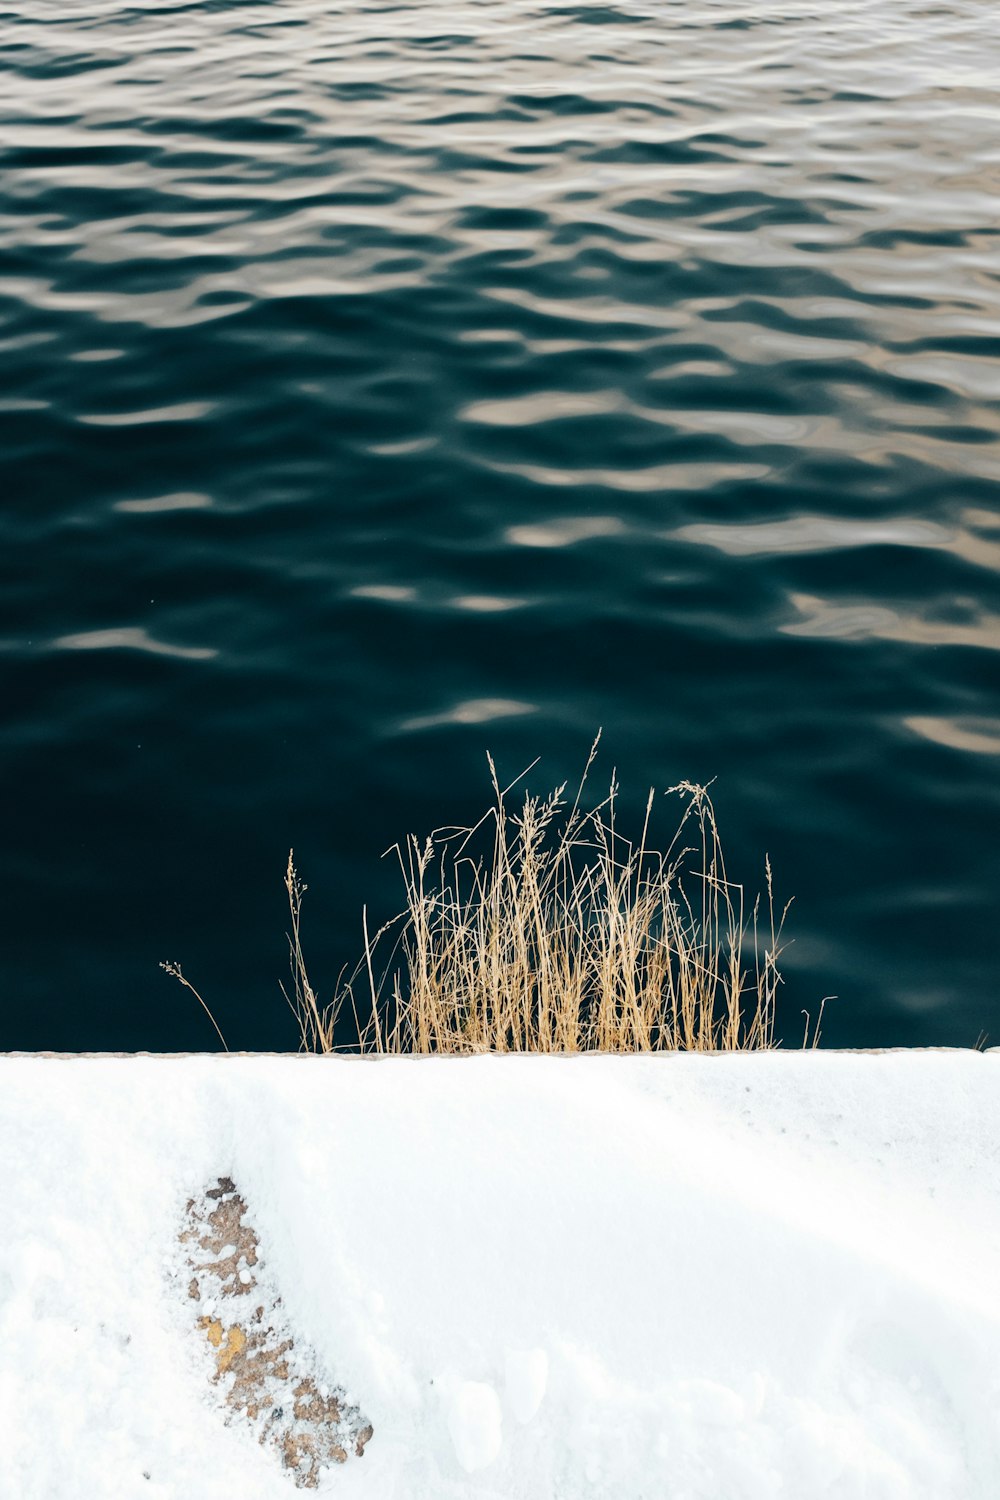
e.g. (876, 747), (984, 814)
(1, 1052), (998, 1499)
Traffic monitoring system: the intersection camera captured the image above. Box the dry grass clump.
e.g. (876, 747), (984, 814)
(286, 739), (792, 1055)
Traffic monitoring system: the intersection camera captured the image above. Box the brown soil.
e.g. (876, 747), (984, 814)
(180, 1177), (373, 1488)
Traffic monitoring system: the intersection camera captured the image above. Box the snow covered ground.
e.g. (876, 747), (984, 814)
(1, 1051), (998, 1499)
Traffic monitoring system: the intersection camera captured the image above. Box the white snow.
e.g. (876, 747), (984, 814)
(447, 1381), (504, 1472)
(1, 1051), (999, 1499)
(504, 1348), (548, 1424)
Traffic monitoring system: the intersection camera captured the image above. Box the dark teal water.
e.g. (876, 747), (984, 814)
(3, 0), (999, 1050)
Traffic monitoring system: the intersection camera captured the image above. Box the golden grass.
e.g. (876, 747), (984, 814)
(160, 960), (230, 1052)
(284, 739), (794, 1055)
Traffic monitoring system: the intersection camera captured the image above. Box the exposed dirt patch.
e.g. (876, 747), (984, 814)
(180, 1177), (373, 1488)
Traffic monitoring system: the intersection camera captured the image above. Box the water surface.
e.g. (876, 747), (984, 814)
(2, 0), (999, 1048)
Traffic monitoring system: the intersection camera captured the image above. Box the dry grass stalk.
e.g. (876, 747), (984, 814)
(291, 740), (791, 1055)
(160, 960), (229, 1052)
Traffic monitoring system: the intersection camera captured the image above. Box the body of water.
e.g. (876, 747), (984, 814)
(2, 0), (999, 1049)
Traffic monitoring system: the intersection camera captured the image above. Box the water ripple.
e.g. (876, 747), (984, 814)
(52, 626), (217, 660)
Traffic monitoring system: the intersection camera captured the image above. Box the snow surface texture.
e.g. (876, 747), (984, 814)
(1, 1052), (998, 1499)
